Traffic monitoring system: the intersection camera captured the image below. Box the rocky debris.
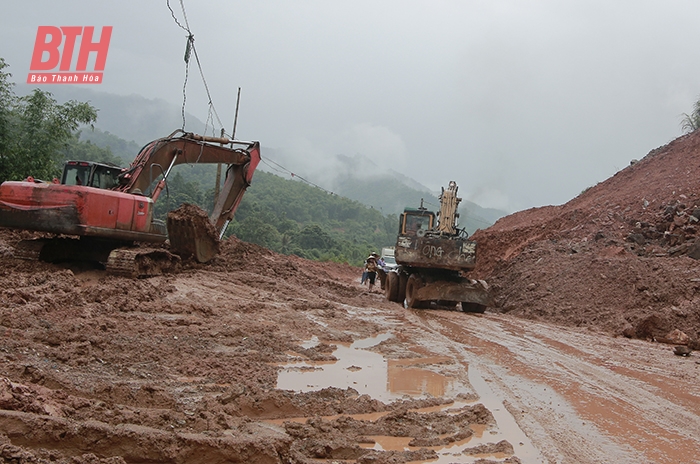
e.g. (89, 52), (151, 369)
(673, 345), (692, 356)
(689, 338), (700, 350)
(463, 439), (515, 456)
(473, 130), (700, 343)
(659, 329), (691, 345)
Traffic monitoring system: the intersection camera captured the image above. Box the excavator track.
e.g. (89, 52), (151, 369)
(13, 239), (49, 260)
(106, 248), (181, 278)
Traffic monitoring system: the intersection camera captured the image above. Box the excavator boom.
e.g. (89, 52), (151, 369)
(119, 131), (260, 262)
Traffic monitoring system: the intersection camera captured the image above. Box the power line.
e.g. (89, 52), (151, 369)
(260, 156), (336, 195)
(167, 0), (225, 135)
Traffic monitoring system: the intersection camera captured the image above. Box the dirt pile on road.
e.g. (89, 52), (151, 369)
(1, 231), (516, 463)
(472, 130), (700, 342)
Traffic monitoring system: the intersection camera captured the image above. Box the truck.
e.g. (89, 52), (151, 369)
(0, 130), (260, 276)
(380, 246), (397, 272)
(383, 181), (493, 312)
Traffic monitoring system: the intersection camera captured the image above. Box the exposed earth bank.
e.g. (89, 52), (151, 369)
(472, 129), (700, 344)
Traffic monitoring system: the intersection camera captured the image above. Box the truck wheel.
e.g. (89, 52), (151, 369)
(462, 302), (486, 313)
(398, 273), (408, 304)
(385, 272), (399, 302)
(377, 269), (387, 290)
(405, 274), (425, 309)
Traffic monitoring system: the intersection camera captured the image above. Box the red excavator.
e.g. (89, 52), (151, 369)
(0, 130), (260, 276)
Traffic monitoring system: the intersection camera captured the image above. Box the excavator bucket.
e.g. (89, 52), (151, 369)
(167, 204), (220, 263)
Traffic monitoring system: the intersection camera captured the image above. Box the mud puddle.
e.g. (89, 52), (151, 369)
(277, 333), (542, 463)
(467, 365), (543, 463)
(279, 333), (393, 402)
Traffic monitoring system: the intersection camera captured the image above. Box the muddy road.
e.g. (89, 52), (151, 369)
(1, 235), (698, 463)
(372, 307), (700, 463)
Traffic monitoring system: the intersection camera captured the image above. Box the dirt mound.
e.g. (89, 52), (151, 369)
(472, 130), (700, 341)
(167, 203), (220, 263)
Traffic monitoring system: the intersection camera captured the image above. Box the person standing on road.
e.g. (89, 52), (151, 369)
(360, 257), (369, 285)
(365, 253), (379, 292)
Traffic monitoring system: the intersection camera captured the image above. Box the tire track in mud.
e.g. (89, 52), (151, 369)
(395, 310), (625, 464)
(400, 309), (700, 464)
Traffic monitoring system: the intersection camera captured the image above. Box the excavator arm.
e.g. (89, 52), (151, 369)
(114, 131), (260, 262)
(118, 131), (260, 233)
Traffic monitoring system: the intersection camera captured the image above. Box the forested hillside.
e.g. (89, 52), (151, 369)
(263, 151), (506, 234)
(78, 128), (142, 165)
(227, 171), (398, 265)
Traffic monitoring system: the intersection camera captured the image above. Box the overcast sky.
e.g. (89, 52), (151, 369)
(2, 1), (700, 212)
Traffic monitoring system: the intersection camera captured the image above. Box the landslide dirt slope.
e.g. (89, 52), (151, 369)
(471, 130), (700, 342)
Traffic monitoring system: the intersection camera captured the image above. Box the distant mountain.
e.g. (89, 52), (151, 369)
(16, 85), (206, 145)
(324, 154), (506, 234)
(26, 87), (506, 231)
(77, 128), (142, 166)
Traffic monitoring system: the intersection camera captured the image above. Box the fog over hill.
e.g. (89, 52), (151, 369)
(16, 85), (206, 145)
(21, 86), (505, 230)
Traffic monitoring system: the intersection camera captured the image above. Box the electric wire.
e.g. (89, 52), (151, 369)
(259, 156), (335, 195)
(167, 0), (225, 134)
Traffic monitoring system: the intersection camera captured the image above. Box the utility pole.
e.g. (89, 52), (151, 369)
(213, 87), (241, 206)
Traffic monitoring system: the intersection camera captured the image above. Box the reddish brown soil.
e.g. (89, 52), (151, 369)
(2, 130), (700, 463)
(472, 130), (700, 344)
(0, 231), (499, 463)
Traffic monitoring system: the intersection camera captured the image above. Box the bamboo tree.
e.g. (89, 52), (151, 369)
(681, 97), (700, 134)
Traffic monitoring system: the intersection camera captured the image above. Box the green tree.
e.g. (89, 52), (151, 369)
(235, 215), (281, 250)
(61, 132), (123, 166)
(78, 128), (141, 165)
(681, 97), (700, 134)
(0, 58), (98, 181)
(0, 58), (17, 178)
(294, 224), (336, 250)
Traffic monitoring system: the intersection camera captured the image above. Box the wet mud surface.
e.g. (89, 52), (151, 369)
(2, 131), (700, 462)
(1, 231), (699, 463)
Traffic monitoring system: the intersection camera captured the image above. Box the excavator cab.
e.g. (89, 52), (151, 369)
(61, 161), (122, 190)
(400, 208), (435, 237)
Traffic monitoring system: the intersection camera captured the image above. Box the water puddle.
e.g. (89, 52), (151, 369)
(278, 332), (456, 402)
(276, 334), (542, 463)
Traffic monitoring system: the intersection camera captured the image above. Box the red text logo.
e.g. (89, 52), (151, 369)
(27, 26), (112, 84)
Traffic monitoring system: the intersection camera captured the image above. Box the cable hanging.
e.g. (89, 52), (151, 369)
(167, 0), (225, 135)
(259, 156), (336, 196)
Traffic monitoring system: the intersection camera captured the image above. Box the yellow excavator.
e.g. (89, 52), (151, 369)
(384, 181), (493, 312)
